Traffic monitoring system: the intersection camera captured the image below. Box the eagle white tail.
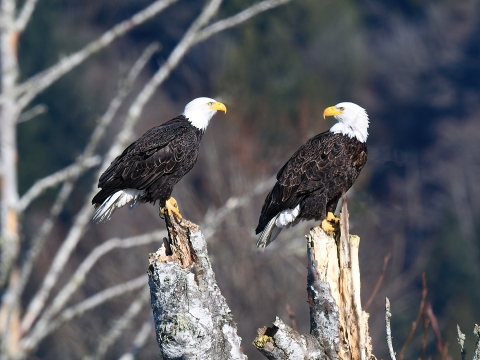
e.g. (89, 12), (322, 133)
(93, 189), (144, 223)
(256, 215), (282, 248)
(256, 205), (301, 248)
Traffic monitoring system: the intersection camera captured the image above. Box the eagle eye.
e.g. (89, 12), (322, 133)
(207, 102), (214, 106)
(339, 107), (345, 111)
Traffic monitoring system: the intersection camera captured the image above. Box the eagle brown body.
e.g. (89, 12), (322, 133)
(92, 116), (203, 209)
(256, 132), (367, 234)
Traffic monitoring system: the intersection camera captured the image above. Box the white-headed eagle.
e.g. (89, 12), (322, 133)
(92, 97), (227, 222)
(255, 102), (369, 247)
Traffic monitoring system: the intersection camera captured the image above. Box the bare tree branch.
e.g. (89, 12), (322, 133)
(398, 272), (428, 360)
(19, 277), (147, 354)
(385, 297), (397, 360)
(15, 0), (40, 32)
(88, 290), (150, 360)
(18, 156), (101, 212)
(82, 42), (161, 160)
(15, 0), (177, 109)
(117, 318), (153, 360)
(364, 252), (392, 311)
(195, 0), (292, 43)
(17, 104), (47, 123)
(202, 176), (275, 238)
(457, 325), (466, 360)
(19, 205), (95, 334)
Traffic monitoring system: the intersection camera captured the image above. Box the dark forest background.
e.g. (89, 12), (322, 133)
(17, 0), (480, 358)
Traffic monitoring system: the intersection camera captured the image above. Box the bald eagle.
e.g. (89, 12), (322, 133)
(92, 97), (227, 222)
(255, 102), (368, 247)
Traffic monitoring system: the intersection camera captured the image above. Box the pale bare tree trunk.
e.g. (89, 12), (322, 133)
(0, 0), (22, 354)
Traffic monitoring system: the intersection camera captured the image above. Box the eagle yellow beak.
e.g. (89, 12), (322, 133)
(210, 101), (227, 113)
(323, 106), (342, 119)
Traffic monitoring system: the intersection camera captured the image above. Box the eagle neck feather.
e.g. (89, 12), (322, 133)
(330, 120), (368, 143)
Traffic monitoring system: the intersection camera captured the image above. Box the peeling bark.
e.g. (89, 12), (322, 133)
(148, 213), (246, 360)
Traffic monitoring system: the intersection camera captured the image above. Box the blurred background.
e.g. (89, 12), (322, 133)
(14, 0), (480, 358)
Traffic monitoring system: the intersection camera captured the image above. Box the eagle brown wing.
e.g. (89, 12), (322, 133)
(92, 116), (200, 205)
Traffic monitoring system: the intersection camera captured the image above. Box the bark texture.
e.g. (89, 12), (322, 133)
(254, 203), (376, 360)
(148, 213), (246, 360)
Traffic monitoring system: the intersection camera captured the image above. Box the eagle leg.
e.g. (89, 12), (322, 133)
(320, 211), (340, 232)
(160, 197), (183, 220)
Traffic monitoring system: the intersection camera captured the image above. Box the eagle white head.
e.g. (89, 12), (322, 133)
(183, 97), (227, 131)
(324, 102), (369, 143)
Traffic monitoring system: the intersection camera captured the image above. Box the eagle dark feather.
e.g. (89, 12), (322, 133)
(92, 116), (203, 216)
(256, 131), (367, 237)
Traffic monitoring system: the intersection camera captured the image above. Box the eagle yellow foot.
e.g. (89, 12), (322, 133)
(160, 197), (183, 219)
(320, 212), (340, 232)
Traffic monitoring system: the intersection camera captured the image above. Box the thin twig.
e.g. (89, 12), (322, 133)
(421, 302), (430, 360)
(285, 304), (297, 332)
(195, 0), (292, 43)
(15, 0), (40, 32)
(457, 325), (466, 360)
(117, 317), (153, 360)
(385, 297), (397, 360)
(426, 302), (450, 360)
(17, 103), (47, 123)
(398, 272), (428, 359)
(201, 176), (275, 238)
(18, 156), (101, 212)
(88, 290), (150, 360)
(364, 252), (391, 311)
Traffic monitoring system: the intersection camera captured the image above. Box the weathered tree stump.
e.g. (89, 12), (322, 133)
(148, 212), (246, 360)
(253, 202), (376, 360)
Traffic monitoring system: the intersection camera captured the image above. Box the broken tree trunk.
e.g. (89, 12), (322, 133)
(253, 201), (376, 360)
(148, 212), (246, 360)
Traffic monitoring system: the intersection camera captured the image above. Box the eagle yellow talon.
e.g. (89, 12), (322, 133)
(321, 212), (340, 232)
(325, 211), (339, 224)
(160, 197), (182, 219)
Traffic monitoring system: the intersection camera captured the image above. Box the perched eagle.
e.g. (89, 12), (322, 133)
(92, 97), (227, 222)
(255, 102), (368, 247)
